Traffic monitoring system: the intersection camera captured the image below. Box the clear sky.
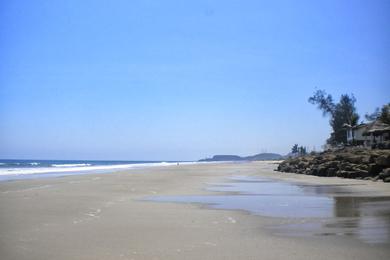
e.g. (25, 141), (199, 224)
(0, 0), (389, 161)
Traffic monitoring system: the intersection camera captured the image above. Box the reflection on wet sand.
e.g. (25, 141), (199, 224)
(145, 176), (390, 244)
(331, 197), (390, 243)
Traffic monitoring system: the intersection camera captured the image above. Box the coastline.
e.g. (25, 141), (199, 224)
(277, 148), (390, 182)
(0, 161), (201, 182)
(1, 162), (389, 260)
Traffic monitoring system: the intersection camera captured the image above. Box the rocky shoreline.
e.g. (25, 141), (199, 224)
(277, 148), (390, 182)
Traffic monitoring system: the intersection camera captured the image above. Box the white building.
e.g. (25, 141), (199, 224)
(345, 124), (368, 145)
(345, 120), (390, 147)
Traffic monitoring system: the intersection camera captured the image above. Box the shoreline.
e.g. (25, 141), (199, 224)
(0, 161), (208, 182)
(1, 162), (389, 259)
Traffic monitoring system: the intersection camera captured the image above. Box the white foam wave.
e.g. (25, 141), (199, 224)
(0, 162), (197, 176)
(52, 163), (92, 167)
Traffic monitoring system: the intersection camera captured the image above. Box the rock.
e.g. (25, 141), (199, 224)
(339, 162), (355, 171)
(317, 166), (328, 176)
(356, 164), (368, 171)
(276, 148), (390, 182)
(383, 177), (390, 183)
(361, 156), (371, 164)
(326, 168), (337, 177)
(289, 158), (300, 165)
(368, 155), (378, 164)
(336, 170), (349, 178)
(376, 155), (390, 167)
(298, 161), (309, 168)
(379, 168), (390, 179)
(344, 155), (364, 164)
(349, 170), (370, 179)
(311, 168), (318, 176)
(367, 164), (383, 176)
(322, 161), (339, 169)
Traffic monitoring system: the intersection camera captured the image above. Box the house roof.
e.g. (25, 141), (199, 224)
(354, 124), (369, 129)
(363, 120), (390, 136)
(342, 123), (368, 130)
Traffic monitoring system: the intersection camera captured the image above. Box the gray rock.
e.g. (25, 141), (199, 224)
(379, 168), (390, 179)
(367, 164), (383, 176)
(349, 170), (370, 179)
(336, 170), (349, 178)
(326, 168), (337, 177)
(376, 155), (390, 167)
(276, 149), (390, 182)
(344, 155), (364, 164)
(383, 177), (390, 183)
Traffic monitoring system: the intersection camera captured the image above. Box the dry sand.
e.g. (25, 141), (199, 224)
(0, 161), (389, 260)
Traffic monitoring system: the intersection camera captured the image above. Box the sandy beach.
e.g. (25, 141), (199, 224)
(1, 162), (389, 260)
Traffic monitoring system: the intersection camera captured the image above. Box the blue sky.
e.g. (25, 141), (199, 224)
(1, 0), (389, 160)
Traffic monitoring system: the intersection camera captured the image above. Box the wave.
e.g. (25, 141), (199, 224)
(30, 162), (40, 166)
(0, 162), (197, 176)
(52, 163), (92, 167)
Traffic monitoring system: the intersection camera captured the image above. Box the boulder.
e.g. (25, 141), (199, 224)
(339, 162), (354, 171)
(317, 166), (328, 176)
(376, 155), (390, 167)
(343, 155), (365, 164)
(379, 168), (390, 179)
(361, 157), (370, 164)
(298, 161), (309, 169)
(348, 170), (370, 179)
(326, 168), (337, 177)
(276, 148), (390, 182)
(322, 161), (339, 169)
(311, 167), (319, 176)
(367, 164), (383, 176)
(383, 177), (390, 183)
(336, 170), (349, 178)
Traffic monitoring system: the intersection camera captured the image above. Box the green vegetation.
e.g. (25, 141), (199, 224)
(291, 144), (307, 156)
(308, 90), (359, 144)
(365, 103), (390, 124)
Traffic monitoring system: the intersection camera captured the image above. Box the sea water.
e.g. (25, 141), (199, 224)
(0, 159), (193, 181)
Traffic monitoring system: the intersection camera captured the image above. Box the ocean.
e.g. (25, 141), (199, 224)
(0, 159), (192, 181)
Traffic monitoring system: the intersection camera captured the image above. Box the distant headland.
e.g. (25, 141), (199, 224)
(199, 153), (283, 162)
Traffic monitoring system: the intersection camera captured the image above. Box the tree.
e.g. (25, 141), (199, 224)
(309, 90), (360, 144)
(366, 103), (390, 124)
(291, 144), (307, 156)
(298, 146), (307, 155)
(380, 104), (390, 124)
(365, 107), (380, 122)
(291, 144), (299, 154)
(308, 90), (335, 117)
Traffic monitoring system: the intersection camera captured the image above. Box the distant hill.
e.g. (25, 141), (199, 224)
(199, 153), (283, 162)
(244, 153), (284, 161)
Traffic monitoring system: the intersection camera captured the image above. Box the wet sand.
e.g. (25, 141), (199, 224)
(1, 162), (390, 260)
